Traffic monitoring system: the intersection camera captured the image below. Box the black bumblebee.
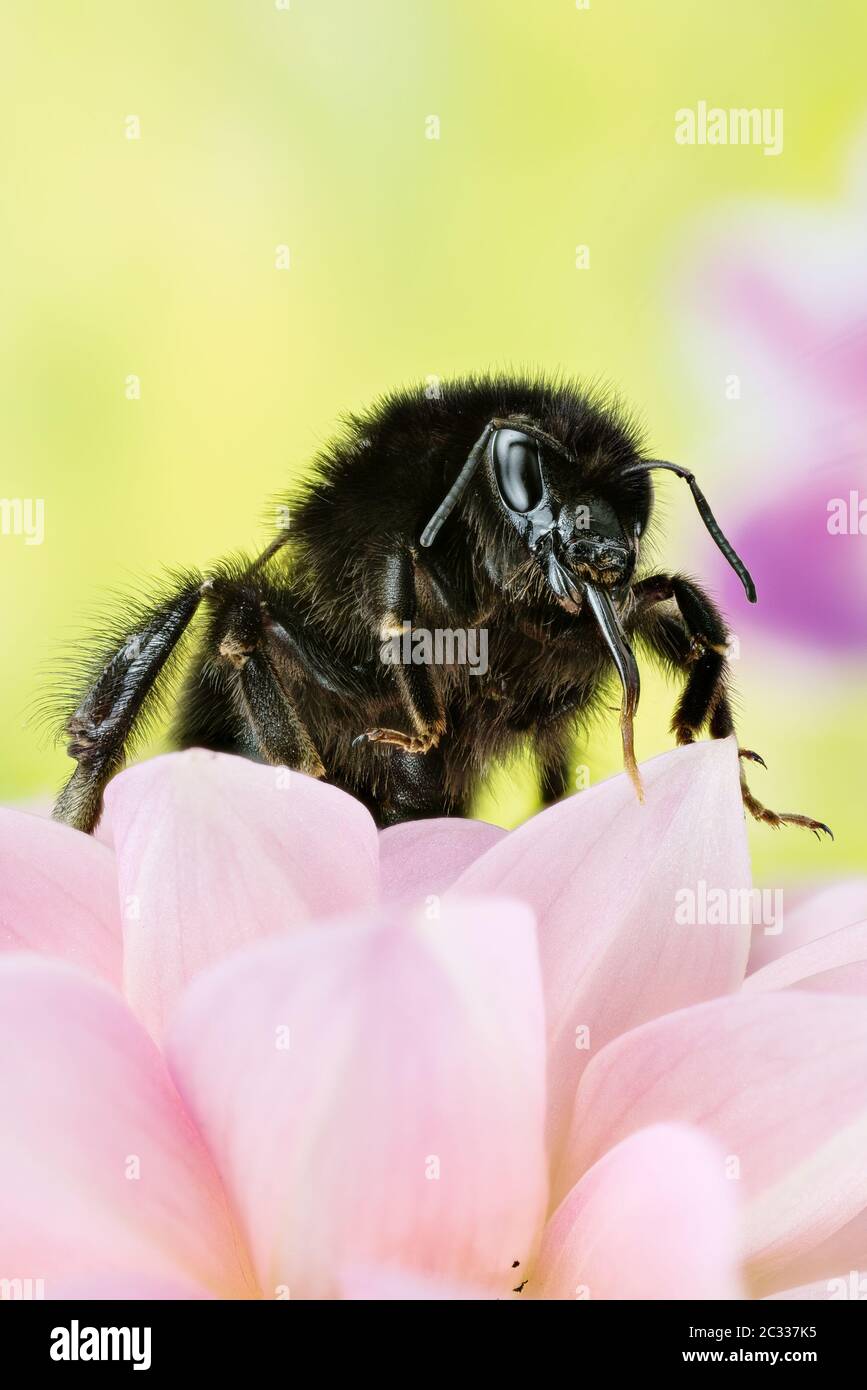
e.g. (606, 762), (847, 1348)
(53, 374), (830, 838)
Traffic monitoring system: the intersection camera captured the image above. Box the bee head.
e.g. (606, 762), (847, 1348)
(420, 413), (754, 608)
(484, 424), (643, 604)
(419, 408), (755, 757)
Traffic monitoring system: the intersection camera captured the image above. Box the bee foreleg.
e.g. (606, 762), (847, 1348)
(354, 547), (446, 756)
(630, 573), (730, 746)
(632, 573), (831, 837)
(710, 694), (832, 839)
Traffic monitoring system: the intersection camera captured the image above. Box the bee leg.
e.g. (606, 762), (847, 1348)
(538, 744), (574, 807)
(630, 574), (730, 746)
(710, 694), (832, 839)
(352, 667), (446, 752)
(53, 575), (205, 833)
(354, 548), (446, 756)
(204, 576), (325, 779)
(632, 573), (831, 838)
(233, 650), (326, 778)
(372, 744), (457, 827)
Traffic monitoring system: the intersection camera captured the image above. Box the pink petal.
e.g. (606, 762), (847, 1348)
(766, 1269), (867, 1299)
(45, 1274), (216, 1300)
(766, 1205), (867, 1293)
(533, 1125), (744, 1300)
(748, 879), (867, 974)
(559, 993), (867, 1296)
(103, 750), (379, 1040)
(0, 957), (254, 1296)
(378, 818), (506, 901)
(167, 898), (548, 1300)
(0, 808), (121, 987)
(449, 739), (751, 1157)
(781, 963), (867, 995)
(339, 1265), (491, 1300)
(744, 920), (867, 994)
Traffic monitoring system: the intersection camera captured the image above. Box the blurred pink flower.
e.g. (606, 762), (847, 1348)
(1, 743), (866, 1301)
(678, 132), (867, 650)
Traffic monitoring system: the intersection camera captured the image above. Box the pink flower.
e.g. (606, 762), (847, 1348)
(676, 132), (867, 651)
(1, 740), (865, 1301)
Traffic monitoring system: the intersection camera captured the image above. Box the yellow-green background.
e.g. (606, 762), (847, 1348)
(1, 0), (864, 882)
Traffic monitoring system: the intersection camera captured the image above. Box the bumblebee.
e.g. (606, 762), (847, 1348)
(53, 375), (830, 839)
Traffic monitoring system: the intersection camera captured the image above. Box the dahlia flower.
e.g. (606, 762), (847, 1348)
(677, 128), (867, 651)
(1, 738), (865, 1300)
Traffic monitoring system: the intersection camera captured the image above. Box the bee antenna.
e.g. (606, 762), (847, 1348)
(419, 423), (494, 548)
(623, 459), (757, 603)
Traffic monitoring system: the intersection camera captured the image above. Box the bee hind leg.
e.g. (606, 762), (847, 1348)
(53, 574), (205, 833)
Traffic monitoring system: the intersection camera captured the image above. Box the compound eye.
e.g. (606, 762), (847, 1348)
(492, 429), (544, 513)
